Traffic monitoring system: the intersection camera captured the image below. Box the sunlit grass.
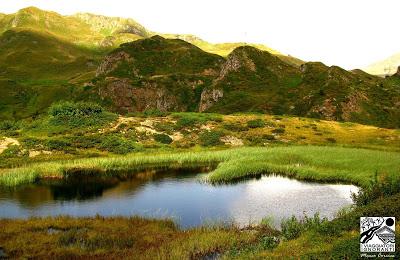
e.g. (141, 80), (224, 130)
(1, 146), (399, 187)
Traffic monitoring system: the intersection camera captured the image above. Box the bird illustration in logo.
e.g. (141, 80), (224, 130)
(360, 217), (385, 244)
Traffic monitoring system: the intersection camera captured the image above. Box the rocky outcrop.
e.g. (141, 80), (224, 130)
(340, 92), (368, 121)
(98, 78), (180, 112)
(216, 47), (256, 81)
(96, 51), (134, 77)
(199, 88), (223, 112)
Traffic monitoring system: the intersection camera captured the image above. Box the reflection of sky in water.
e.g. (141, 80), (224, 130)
(0, 172), (359, 229)
(228, 176), (359, 227)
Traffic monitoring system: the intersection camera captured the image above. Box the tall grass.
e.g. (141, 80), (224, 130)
(0, 146), (399, 187)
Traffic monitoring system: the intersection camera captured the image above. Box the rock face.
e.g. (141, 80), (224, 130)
(98, 78), (179, 113)
(96, 51), (134, 77)
(199, 89), (224, 112)
(216, 47), (256, 81)
(95, 36), (224, 113)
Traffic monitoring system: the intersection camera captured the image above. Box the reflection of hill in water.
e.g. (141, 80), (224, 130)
(0, 167), (211, 208)
(0, 185), (53, 208)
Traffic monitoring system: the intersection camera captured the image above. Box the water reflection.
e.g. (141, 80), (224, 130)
(0, 168), (359, 228)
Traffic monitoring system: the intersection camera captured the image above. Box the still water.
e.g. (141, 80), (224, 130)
(0, 167), (359, 228)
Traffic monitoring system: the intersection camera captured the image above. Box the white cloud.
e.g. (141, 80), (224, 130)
(1, 0), (399, 69)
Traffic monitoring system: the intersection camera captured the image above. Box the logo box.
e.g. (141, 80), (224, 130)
(360, 217), (395, 253)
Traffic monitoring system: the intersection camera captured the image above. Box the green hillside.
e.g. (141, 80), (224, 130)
(0, 7), (399, 128)
(0, 29), (102, 80)
(93, 36), (224, 113)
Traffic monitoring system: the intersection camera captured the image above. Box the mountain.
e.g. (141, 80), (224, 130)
(0, 7), (399, 128)
(364, 52), (400, 76)
(94, 35), (224, 112)
(91, 36), (400, 128)
(160, 34), (304, 67)
(0, 7), (146, 49)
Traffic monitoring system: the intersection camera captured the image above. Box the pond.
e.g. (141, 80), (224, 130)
(0, 167), (359, 228)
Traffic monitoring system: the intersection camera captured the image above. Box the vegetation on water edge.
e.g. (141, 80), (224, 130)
(1, 191), (399, 259)
(1, 146), (399, 187)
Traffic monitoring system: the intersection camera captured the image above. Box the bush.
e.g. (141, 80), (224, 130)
(0, 120), (19, 131)
(1, 145), (27, 158)
(176, 117), (198, 128)
(100, 136), (141, 154)
(281, 213), (328, 240)
(352, 172), (400, 206)
(153, 133), (173, 144)
(263, 134), (276, 141)
(69, 135), (103, 149)
(45, 139), (72, 151)
(199, 131), (223, 146)
(222, 123), (249, 132)
(326, 137), (336, 143)
(21, 137), (42, 149)
(48, 101), (116, 128)
(247, 119), (265, 128)
(153, 122), (175, 134)
(272, 128), (285, 134)
(173, 113), (223, 129)
(259, 236), (279, 250)
(49, 101), (103, 118)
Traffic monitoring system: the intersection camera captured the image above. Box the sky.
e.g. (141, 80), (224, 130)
(1, 0), (399, 70)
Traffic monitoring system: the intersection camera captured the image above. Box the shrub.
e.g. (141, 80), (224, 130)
(259, 236), (279, 250)
(272, 128), (285, 134)
(0, 120), (19, 131)
(263, 134), (276, 141)
(247, 119), (265, 128)
(352, 172), (400, 206)
(48, 101), (115, 128)
(326, 137), (337, 143)
(176, 117), (198, 128)
(99, 136), (141, 154)
(153, 134), (173, 144)
(280, 216), (304, 240)
(21, 137), (42, 149)
(199, 131), (223, 146)
(173, 113), (222, 129)
(49, 101), (103, 118)
(45, 139), (72, 151)
(1, 145), (27, 158)
(222, 123), (248, 132)
(69, 135), (103, 149)
(281, 213), (328, 240)
(154, 122), (175, 134)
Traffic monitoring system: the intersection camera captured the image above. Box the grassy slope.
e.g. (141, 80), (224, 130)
(0, 29), (102, 80)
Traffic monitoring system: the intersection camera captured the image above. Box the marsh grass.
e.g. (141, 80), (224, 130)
(0, 216), (255, 259)
(1, 146), (399, 187)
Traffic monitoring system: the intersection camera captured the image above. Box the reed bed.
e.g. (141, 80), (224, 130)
(1, 146), (399, 187)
